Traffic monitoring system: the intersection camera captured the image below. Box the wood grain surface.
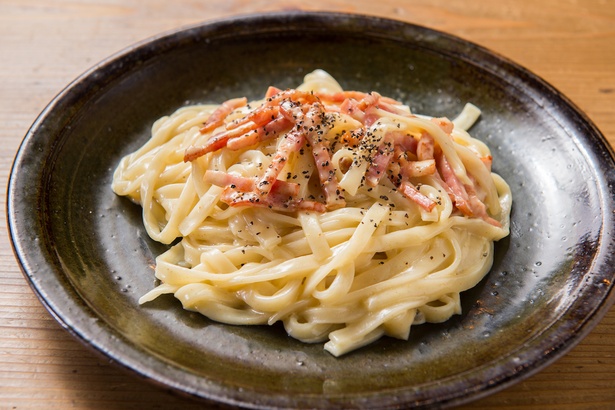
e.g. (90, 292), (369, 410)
(1, 1), (614, 408)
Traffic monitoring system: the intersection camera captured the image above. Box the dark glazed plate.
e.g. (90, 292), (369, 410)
(8, 12), (615, 409)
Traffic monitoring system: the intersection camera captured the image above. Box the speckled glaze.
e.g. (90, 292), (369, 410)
(8, 12), (615, 409)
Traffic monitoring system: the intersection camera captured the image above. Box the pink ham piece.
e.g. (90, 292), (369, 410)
(399, 181), (436, 212)
(199, 97), (247, 134)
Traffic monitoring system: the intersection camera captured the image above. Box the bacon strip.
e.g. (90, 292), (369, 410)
(199, 97), (247, 134)
(223, 191), (326, 212)
(316, 91), (400, 105)
(365, 138), (394, 187)
(303, 104), (345, 210)
(436, 149), (500, 226)
(256, 127), (306, 197)
(402, 159), (436, 178)
(205, 168), (303, 201)
(390, 131), (418, 154)
(226, 116), (293, 151)
(184, 121), (257, 161)
(265, 86), (282, 99)
(226, 105), (279, 131)
(399, 181), (436, 212)
(340, 98), (366, 122)
(356, 92), (380, 111)
(215, 177), (325, 213)
(435, 150), (473, 216)
(465, 183), (501, 227)
(279, 99), (344, 209)
(417, 132), (435, 161)
(204, 170), (254, 191)
(264, 89), (321, 106)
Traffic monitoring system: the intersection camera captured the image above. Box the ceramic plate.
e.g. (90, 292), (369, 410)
(8, 12), (615, 409)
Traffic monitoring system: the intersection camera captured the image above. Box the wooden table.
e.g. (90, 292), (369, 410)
(2, 1), (614, 408)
